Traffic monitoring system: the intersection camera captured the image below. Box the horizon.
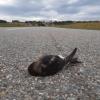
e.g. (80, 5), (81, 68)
(0, 0), (100, 21)
(0, 19), (100, 23)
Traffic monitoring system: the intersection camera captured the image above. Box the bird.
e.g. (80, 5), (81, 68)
(28, 48), (81, 76)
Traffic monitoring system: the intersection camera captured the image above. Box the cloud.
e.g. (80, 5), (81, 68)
(0, 0), (100, 21)
(0, 0), (15, 5)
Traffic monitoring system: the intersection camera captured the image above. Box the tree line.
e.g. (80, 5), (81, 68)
(0, 19), (100, 26)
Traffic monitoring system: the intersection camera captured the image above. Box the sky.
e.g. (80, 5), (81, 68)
(0, 0), (100, 21)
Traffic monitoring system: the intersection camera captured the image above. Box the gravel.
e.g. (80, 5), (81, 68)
(0, 27), (100, 100)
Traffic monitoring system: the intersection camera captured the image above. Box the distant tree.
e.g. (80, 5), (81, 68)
(52, 21), (73, 25)
(12, 20), (20, 23)
(25, 21), (32, 24)
(37, 21), (45, 26)
(32, 21), (38, 26)
(66, 21), (73, 23)
(0, 20), (7, 23)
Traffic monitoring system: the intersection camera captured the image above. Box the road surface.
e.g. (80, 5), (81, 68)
(0, 27), (100, 100)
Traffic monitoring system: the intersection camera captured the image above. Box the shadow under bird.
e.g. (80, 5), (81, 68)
(28, 48), (81, 76)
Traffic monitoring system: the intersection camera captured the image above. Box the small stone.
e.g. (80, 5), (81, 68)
(6, 74), (12, 80)
(39, 92), (44, 95)
(56, 89), (60, 92)
(79, 67), (84, 73)
(67, 97), (77, 100)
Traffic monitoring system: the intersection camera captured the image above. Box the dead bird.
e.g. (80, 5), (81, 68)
(28, 48), (81, 76)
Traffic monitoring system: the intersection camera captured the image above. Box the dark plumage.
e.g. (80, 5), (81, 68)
(28, 48), (81, 76)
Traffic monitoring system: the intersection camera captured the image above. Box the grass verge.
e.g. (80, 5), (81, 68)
(0, 22), (100, 30)
(54, 22), (100, 30)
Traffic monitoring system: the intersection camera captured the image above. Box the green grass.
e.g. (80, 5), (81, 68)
(0, 22), (100, 30)
(0, 23), (30, 27)
(54, 22), (100, 30)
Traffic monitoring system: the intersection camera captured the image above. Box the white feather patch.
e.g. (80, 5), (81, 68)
(58, 55), (65, 60)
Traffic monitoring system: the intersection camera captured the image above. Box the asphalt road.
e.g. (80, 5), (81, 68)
(0, 27), (100, 100)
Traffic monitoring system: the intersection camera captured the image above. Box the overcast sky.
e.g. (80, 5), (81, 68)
(0, 0), (100, 21)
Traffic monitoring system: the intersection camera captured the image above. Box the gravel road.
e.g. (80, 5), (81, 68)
(0, 27), (100, 100)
